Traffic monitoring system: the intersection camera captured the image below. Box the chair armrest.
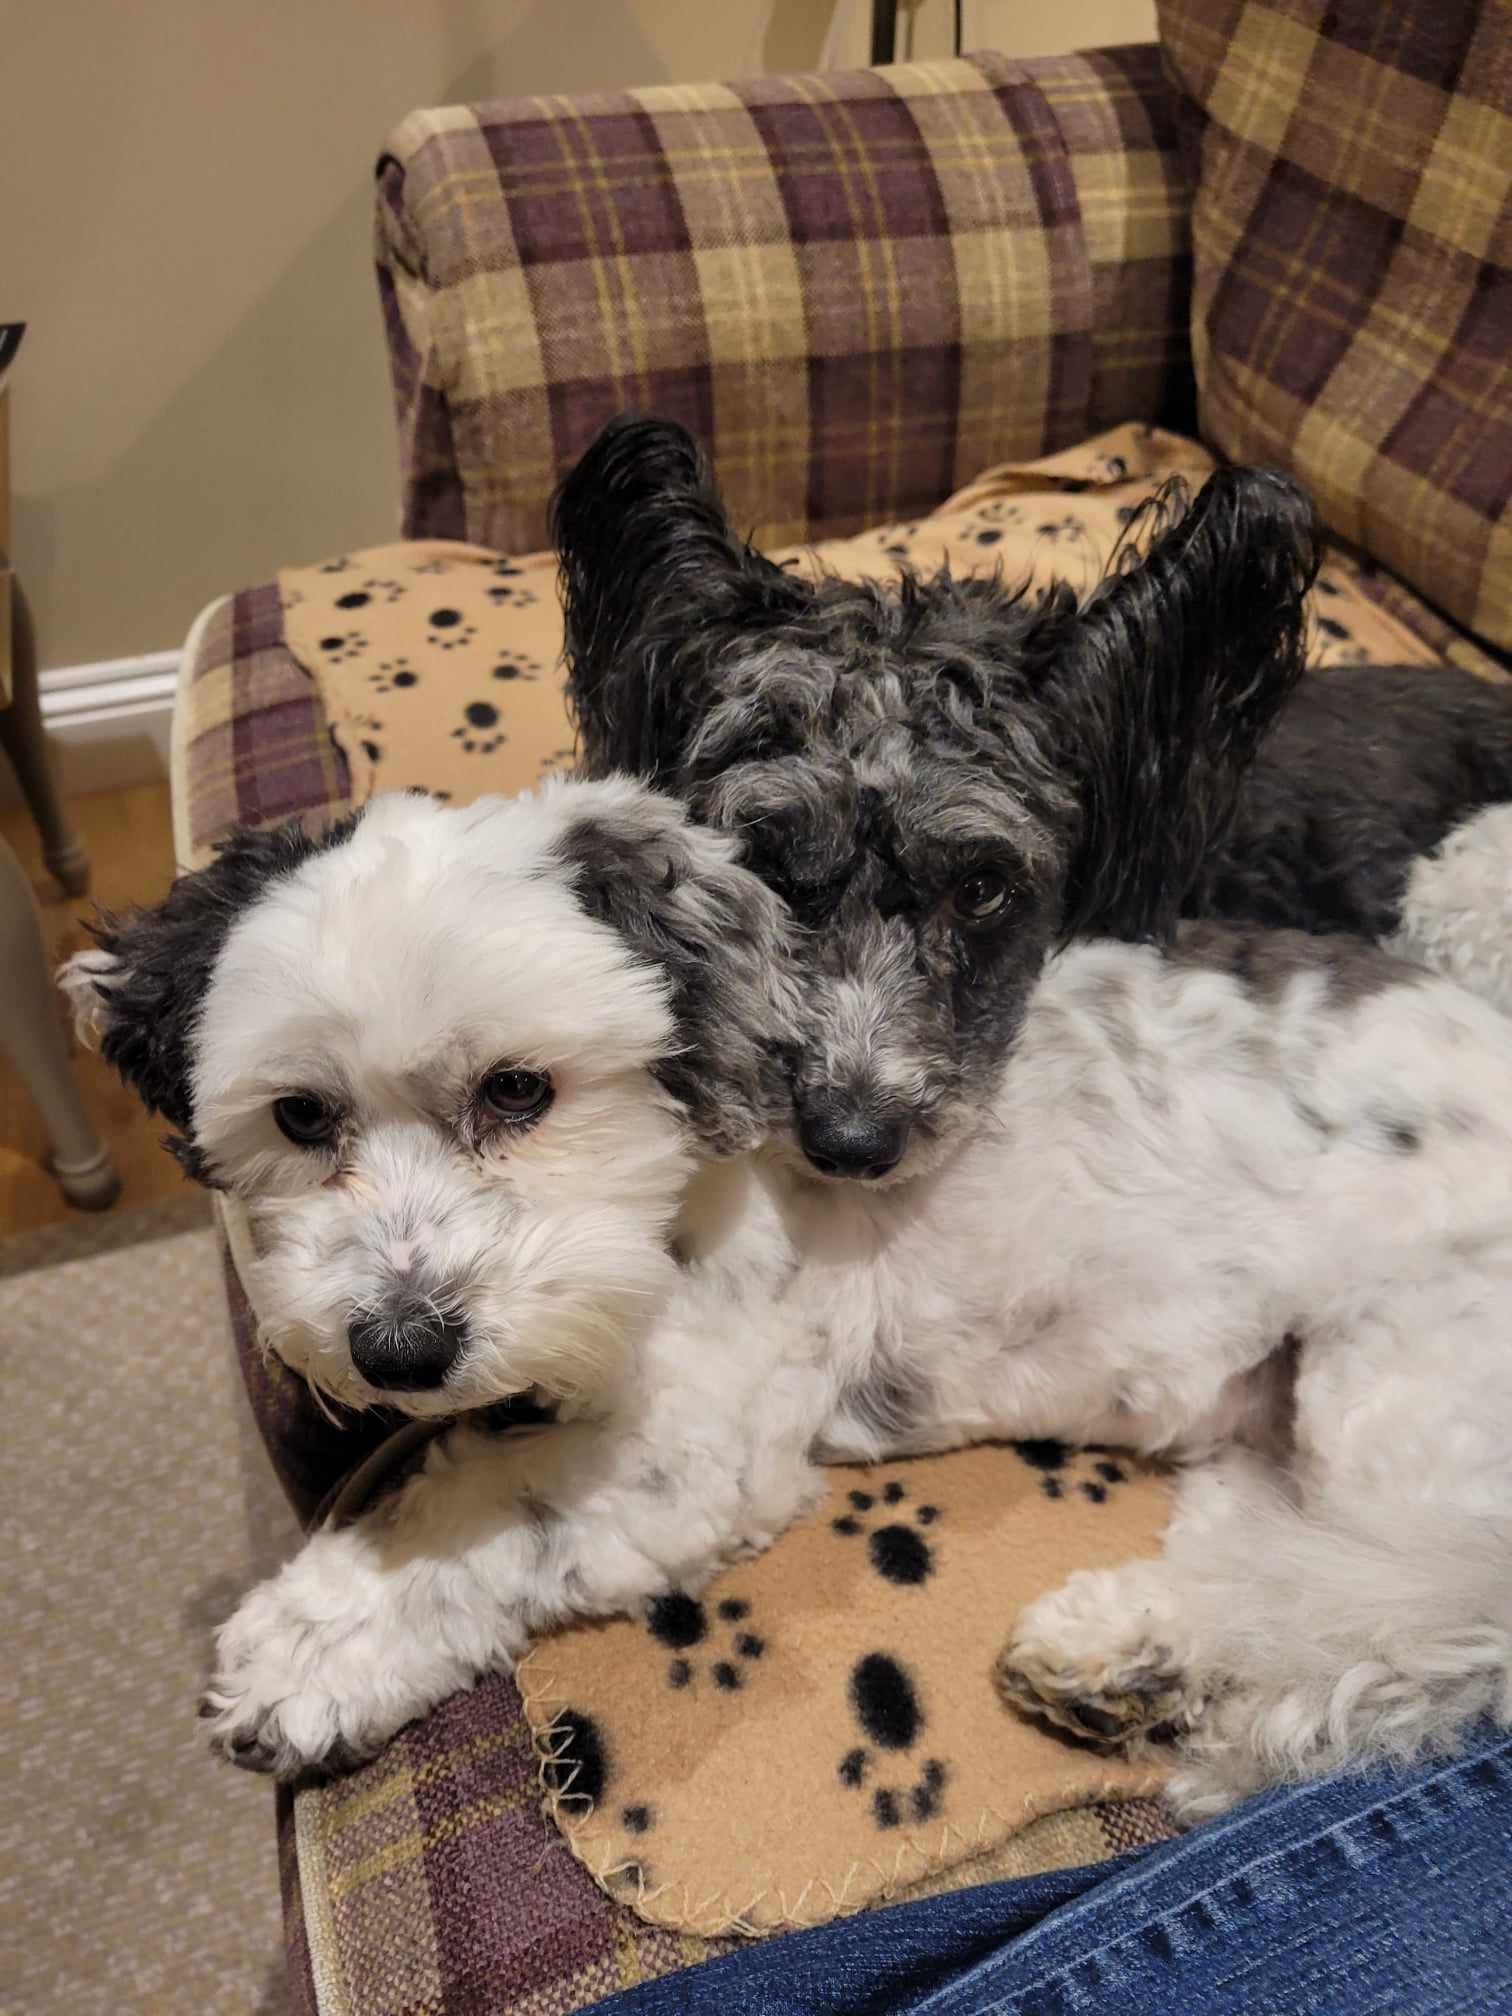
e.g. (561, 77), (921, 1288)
(375, 45), (1192, 553)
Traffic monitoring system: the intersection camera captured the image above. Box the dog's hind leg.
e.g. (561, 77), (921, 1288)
(1162, 1286), (1512, 1818)
(994, 1454), (1250, 1762)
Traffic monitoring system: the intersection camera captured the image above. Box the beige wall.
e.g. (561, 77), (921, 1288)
(2, 0), (1155, 672)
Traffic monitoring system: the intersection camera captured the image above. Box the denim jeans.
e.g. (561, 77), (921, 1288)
(592, 1722), (1512, 2015)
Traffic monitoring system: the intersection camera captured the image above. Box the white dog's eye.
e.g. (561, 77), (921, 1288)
(480, 1068), (553, 1122)
(273, 1092), (341, 1148)
(951, 869), (1012, 925)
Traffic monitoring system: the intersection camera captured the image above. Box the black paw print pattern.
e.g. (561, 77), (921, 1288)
(369, 657), (420, 693)
(1012, 1439), (1131, 1505)
(609, 1801), (659, 1891)
(485, 579), (541, 608)
(543, 1706), (608, 1808)
(492, 652), (542, 682)
(1034, 515), (1090, 544)
(451, 700), (507, 754)
(539, 745), (576, 777)
(646, 1592), (766, 1694)
(542, 1710), (661, 1880)
(332, 578), (407, 610)
(966, 500), (1027, 545)
(831, 1480), (939, 1585)
(351, 713), (384, 767)
(426, 606), (478, 650)
(1313, 611), (1366, 661)
(837, 1652), (946, 1832)
(316, 555), (354, 575)
(316, 629), (368, 664)
(874, 520), (920, 559)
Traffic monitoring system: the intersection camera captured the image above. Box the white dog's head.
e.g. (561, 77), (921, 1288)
(64, 779), (797, 1418)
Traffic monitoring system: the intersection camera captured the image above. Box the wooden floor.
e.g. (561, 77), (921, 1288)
(1, 780), (191, 1236)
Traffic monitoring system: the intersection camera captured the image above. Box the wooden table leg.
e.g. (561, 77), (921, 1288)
(0, 575), (91, 896)
(0, 832), (120, 1208)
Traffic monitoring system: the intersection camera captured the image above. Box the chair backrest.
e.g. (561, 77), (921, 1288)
(375, 46), (1193, 556)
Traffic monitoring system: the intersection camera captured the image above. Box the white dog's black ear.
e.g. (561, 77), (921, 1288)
(551, 789), (798, 1155)
(60, 814), (362, 1181)
(552, 415), (812, 786)
(1054, 465), (1320, 944)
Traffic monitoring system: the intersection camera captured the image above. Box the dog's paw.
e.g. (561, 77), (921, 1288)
(198, 1681), (379, 1779)
(200, 1569), (419, 1780)
(994, 1564), (1207, 1752)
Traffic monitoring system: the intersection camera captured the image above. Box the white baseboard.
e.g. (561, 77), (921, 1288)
(1, 649), (179, 806)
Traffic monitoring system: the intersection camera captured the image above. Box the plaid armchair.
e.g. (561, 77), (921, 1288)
(172, 11), (1508, 2012)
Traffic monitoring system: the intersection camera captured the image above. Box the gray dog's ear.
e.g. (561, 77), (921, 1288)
(58, 814), (363, 1181)
(549, 785), (798, 1155)
(552, 415), (812, 786)
(1053, 465), (1320, 944)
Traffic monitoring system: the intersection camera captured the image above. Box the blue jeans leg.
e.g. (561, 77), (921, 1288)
(592, 1722), (1512, 2016)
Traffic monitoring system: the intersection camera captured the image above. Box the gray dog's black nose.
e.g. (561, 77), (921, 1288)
(347, 1306), (467, 1391)
(797, 1096), (911, 1180)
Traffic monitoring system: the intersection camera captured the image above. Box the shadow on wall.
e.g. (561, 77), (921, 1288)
(11, 0), (838, 673)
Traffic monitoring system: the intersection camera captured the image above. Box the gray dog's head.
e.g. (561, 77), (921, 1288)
(555, 418), (1319, 1182)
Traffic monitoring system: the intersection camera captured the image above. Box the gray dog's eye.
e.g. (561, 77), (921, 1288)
(481, 1068), (553, 1121)
(273, 1093), (340, 1147)
(951, 869), (1012, 925)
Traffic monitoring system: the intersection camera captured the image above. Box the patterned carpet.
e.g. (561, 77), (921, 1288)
(0, 1197), (300, 2014)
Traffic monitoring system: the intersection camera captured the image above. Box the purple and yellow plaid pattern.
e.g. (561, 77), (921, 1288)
(178, 584), (350, 870)
(1160, 0), (1512, 654)
(375, 47), (1193, 557)
(276, 1670), (1173, 2016)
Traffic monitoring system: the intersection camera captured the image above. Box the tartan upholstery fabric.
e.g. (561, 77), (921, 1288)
(374, 46), (1193, 556)
(1159, 0), (1512, 654)
(177, 584), (351, 865)
(278, 1670), (1174, 2016)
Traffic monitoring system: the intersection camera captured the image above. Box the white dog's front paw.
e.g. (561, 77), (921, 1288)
(200, 1578), (399, 1779)
(996, 1563), (1208, 1752)
(199, 1541), (481, 1780)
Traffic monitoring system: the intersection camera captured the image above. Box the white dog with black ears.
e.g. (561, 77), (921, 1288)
(67, 777), (1512, 1818)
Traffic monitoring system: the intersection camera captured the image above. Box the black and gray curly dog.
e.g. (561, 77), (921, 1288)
(554, 416), (1512, 1186)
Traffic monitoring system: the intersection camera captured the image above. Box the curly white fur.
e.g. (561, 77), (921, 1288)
(1389, 802), (1512, 1017)
(69, 784), (1512, 1814)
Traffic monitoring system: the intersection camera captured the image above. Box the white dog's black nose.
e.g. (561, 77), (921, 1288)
(347, 1306), (467, 1391)
(797, 1095), (911, 1180)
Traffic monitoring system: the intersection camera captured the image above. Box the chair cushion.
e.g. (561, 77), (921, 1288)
(1158, 0), (1512, 654)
